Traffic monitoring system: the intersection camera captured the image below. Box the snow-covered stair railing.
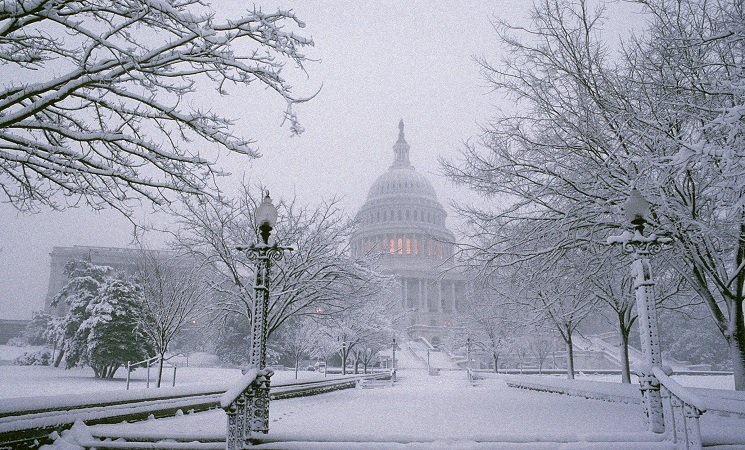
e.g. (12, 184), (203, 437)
(220, 367), (273, 450)
(652, 366), (745, 450)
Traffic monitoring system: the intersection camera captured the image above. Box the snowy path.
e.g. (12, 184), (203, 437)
(89, 369), (654, 444)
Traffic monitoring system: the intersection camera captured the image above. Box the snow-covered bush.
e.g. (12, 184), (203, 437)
(72, 278), (153, 378)
(48, 260), (153, 378)
(5, 337), (26, 347)
(14, 349), (51, 366)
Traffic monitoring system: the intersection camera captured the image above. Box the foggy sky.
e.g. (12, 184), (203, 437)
(0, 1), (638, 320)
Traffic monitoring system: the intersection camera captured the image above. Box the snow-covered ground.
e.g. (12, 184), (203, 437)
(0, 346), (327, 399)
(3, 345), (744, 448)
(37, 369), (745, 449)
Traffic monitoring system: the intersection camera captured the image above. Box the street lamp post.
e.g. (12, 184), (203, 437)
(466, 337), (472, 371)
(466, 337), (473, 383)
(234, 193), (292, 438)
(342, 341), (347, 376)
(391, 337), (397, 380)
(608, 188), (671, 434)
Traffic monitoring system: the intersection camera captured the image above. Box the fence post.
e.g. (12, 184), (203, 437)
(660, 384), (676, 442)
(683, 403), (702, 450)
(173, 365), (177, 387)
(147, 360), (150, 389)
(126, 361), (130, 391)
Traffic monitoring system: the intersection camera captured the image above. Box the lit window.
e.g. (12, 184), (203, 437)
(414, 239), (419, 255)
(390, 239), (395, 253)
(397, 238), (403, 254)
(406, 239), (411, 254)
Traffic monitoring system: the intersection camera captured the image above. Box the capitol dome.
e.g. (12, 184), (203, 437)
(351, 120), (455, 263)
(351, 121), (463, 346)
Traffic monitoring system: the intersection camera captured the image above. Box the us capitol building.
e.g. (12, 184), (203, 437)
(350, 121), (465, 347)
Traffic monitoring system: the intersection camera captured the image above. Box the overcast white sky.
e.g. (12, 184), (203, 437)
(0, 1), (641, 320)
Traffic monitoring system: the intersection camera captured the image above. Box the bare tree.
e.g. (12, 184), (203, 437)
(316, 293), (395, 375)
(529, 325), (558, 374)
(461, 280), (517, 373)
(621, 0), (745, 390)
(1, 1), (313, 212)
(505, 247), (598, 379)
(134, 250), (211, 387)
(311, 332), (339, 377)
(172, 185), (389, 343)
(276, 317), (317, 379)
(445, 0), (745, 389)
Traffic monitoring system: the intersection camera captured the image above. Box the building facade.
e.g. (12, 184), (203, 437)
(350, 121), (465, 346)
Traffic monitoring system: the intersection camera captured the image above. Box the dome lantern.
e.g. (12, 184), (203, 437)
(392, 119), (411, 167)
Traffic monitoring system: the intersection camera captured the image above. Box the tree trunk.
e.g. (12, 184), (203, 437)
(619, 325), (631, 384)
(565, 333), (575, 380)
(729, 298), (745, 390)
(732, 230), (745, 391)
(295, 358), (299, 379)
(493, 352), (499, 374)
(157, 354), (164, 388)
(53, 346), (64, 367)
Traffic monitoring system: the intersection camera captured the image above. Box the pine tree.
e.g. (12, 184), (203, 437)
(47, 260), (153, 378)
(79, 279), (153, 379)
(49, 260), (111, 367)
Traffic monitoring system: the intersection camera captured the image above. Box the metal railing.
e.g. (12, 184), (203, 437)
(651, 366), (745, 449)
(3, 373), (390, 448)
(125, 355), (178, 390)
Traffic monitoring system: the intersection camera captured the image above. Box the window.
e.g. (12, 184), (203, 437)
(406, 238), (411, 254)
(397, 238), (403, 254)
(414, 239), (419, 255)
(389, 239), (395, 253)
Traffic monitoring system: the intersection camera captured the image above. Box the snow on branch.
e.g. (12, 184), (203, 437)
(0, 0), (314, 212)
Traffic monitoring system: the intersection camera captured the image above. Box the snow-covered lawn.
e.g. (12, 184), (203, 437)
(84, 369), (649, 442)
(0, 346), (328, 399)
(3, 347), (743, 448)
(76, 369), (744, 448)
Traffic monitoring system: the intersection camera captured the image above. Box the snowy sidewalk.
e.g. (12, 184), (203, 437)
(83, 369), (674, 449)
